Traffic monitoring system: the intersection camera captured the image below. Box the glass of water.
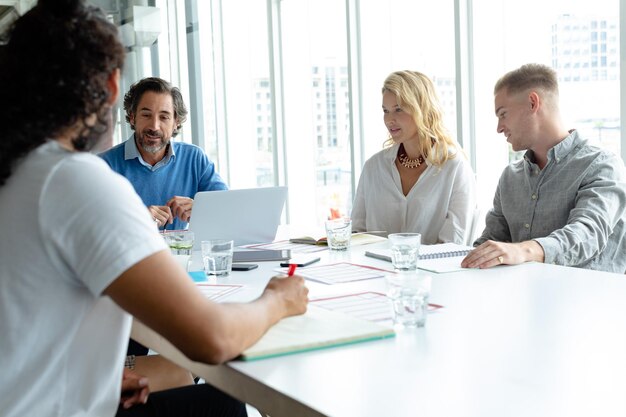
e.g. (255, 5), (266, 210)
(201, 239), (234, 276)
(386, 271), (432, 328)
(162, 230), (195, 255)
(325, 218), (352, 250)
(388, 232), (421, 270)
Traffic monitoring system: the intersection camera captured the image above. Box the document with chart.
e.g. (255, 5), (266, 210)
(310, 292), (444, 323)
(275, 262), (390, 285)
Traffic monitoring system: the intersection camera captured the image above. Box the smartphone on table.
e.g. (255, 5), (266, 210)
(231, 263), (259, 271)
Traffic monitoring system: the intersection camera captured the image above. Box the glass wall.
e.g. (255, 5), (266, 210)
(107, 0), (622, 229)
(358, 0), (457, 160)
(472, 0), (620, 210)
(276, 0), (457, 226)
(196, 0), (274, 188)
(279, 0), (351, 226)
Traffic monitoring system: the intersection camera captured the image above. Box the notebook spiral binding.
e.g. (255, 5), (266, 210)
(419, 249), (471, 260)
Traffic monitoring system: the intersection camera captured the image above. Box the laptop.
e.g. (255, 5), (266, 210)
(188, 186), (288, 248)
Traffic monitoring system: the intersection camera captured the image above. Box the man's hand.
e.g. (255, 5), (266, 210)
(461, 240), (545, 269)
(167, 196), (194, 223)
(148, 205), (173, 228)
(120, 368), (150, 409)
(263, 275), (309, 318)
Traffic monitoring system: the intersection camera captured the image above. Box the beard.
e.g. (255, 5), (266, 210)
(136, 129), (169, 154)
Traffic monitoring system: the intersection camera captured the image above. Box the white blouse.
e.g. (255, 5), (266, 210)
(351, 143), (476, 245)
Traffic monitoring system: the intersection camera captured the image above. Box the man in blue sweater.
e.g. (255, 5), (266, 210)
(101, 77), (227, 230)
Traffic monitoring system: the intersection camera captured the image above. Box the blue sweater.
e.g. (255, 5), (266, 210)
(100, 137), (228, 230)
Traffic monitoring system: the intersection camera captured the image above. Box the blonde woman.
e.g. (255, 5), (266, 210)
(352, 70), (476, 244)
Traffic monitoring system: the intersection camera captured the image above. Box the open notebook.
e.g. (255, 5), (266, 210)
(239, 305), (395, 361)
(289, 232), (386, 246)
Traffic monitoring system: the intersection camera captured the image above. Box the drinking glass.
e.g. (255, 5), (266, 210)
(325, 218), (352, 251)
(388, 232), (421, 270)
(201, 240), (234, 276)
(162, 230), (195, 255)
(386, 271), (432, 328)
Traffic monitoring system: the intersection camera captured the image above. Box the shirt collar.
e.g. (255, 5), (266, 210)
(524, 129), (581, 165)
(124, 134), (175, 170)
(547, 129), (581, 164)
(386, 142), (402, 162)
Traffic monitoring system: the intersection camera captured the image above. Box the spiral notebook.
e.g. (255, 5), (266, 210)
(365, 243), (473, 273)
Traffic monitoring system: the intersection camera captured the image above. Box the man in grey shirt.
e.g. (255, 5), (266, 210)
(462, 63), (626, 273)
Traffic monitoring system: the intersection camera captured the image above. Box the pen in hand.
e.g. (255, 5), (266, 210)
(287, 264), (297, 277)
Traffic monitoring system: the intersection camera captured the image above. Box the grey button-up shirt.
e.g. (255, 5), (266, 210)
(476, 130), (626, 273)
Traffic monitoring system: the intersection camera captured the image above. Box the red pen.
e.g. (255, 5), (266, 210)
(287, 264), (297, 277)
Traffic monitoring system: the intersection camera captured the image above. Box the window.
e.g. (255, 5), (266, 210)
(358, 0), (456, 162)
(271, 0), (352, 225)
(194, 0), (275, 189)
(113, 0), (621, 229)
(472, 0), (620, 210)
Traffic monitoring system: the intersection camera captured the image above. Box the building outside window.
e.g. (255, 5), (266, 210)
(106, 0), (621, 229)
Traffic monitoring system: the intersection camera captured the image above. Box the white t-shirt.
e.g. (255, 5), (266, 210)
(351, 143), (477, 244)
(0, 141), (167, 417)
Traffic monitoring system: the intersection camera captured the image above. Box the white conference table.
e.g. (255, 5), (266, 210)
(132, 242), (626, 417)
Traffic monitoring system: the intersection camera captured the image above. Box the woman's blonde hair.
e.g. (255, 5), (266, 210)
(382, 70), (458, 166)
